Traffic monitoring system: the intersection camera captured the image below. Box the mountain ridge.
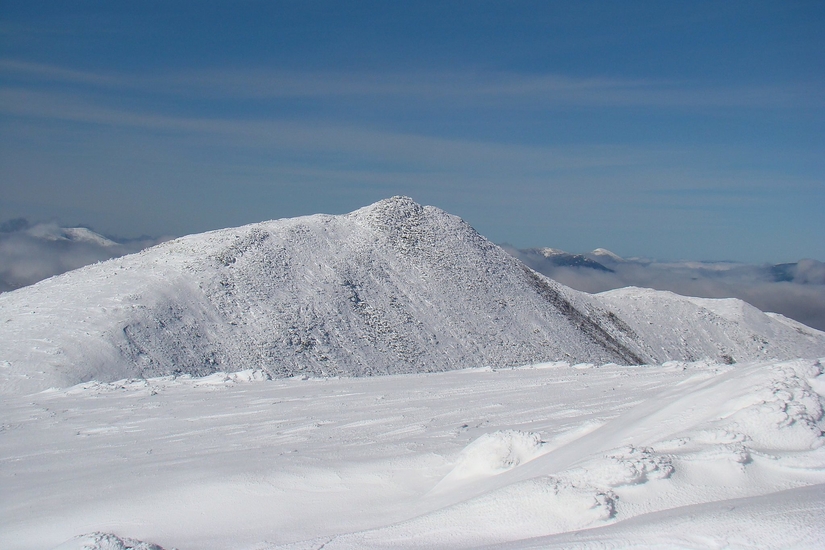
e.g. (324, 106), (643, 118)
(1, 197), (823, 394)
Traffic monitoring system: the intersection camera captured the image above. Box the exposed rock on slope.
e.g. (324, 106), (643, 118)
(598, 287), (825, 364)
(1, 197), (823, 394)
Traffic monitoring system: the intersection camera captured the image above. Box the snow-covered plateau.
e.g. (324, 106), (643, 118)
(3, 360), (825, 549)
(1, 197), (825, 548)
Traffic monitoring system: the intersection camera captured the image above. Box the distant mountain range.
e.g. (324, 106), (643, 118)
(504, 245), (825, 331)
(0, 218), (165, 292)
(506, 245), (825, 285)
(2, 197), (823, 394)
(514, 247), (615, 272)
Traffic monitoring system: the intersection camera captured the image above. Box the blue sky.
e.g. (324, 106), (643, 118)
(1, 1), (823, 262)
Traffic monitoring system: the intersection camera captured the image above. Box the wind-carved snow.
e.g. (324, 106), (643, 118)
(433, 430), (547, 491)
(5, 358), (823, 548)
(1, 197), (824, 394)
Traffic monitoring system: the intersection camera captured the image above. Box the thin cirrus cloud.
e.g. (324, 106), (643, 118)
(0, 86), (661, 174)
(1, 58), (822, 263)
(168, 70), (818, 109)
(0, 74), (809, 185)
(1, 58), (819, 109)
(1, 58), (819, 174)
(0, 59), (125, 87)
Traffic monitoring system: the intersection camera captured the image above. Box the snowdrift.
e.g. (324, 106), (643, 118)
(2, 358), (823, 548)
(1, 197), (824, 394)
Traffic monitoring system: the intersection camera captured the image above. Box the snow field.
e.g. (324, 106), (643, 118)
(2, 358), (824, 549)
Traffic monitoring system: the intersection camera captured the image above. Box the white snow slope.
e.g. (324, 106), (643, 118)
(1, 197), (823, 394)
(2, 359), (824, 549)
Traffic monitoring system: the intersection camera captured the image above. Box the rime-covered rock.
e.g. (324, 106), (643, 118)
(1, 197), (823, 394)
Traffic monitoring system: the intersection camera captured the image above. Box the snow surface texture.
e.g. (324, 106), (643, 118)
(2, 359), (824, 548)
(1, 197), (824, 394)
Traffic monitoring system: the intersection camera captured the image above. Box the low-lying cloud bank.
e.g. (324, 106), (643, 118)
(504, 246), (825, 332)
(0, 218), (167, 292)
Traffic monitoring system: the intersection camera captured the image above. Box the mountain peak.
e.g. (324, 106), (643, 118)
(347, 196), (469, 256)
(537, 247), (568, 258)
(370, 195), (421, 212)
(351, 196), (427, 228)
(2, 199), (823, 394)
(61, 227), (120, 247)
(591, 248), (625, 262)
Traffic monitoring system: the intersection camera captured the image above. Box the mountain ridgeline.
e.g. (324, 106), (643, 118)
(1, 197), (824, 394)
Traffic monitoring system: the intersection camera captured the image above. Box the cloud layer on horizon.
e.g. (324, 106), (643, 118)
(0, 219), (166, 292)
(505, 246), (825, 332)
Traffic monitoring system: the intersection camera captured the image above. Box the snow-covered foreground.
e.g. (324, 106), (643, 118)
(3, 359), (825, 549)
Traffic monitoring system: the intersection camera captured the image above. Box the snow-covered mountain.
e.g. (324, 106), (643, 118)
(598, 287), (824, 364)
(504, 244), (825, 332)
(509, 246), (614, 272)
(590, 247), (627, 263)
(31, 225), (120, 247)
(1, 197), (824, 394)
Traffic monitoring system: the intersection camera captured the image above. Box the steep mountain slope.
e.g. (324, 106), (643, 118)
(1, 197), (823, 394)
(598, 287), (825, 364)
(0, 198), (639, 394)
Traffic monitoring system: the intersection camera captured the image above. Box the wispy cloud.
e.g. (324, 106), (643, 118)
(2, 58), (822, 262)
(171, 70), (817, 109)
(0, 59), (125, 87)
(2, 58), (820, 109)
(2, 59), (820, 180)
(0, 86), (657, 173)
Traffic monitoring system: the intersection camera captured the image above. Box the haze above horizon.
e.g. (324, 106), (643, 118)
(1, 1), (823, 263)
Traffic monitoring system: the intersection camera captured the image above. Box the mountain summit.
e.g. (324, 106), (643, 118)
(1, 197), (823, 394)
